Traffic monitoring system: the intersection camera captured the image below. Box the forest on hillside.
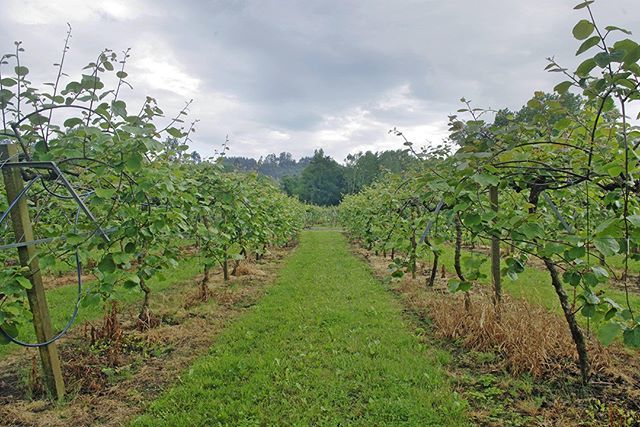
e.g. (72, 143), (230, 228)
(223, 148), (418, 205)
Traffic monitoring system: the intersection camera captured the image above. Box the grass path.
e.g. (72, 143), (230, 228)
(133, 231), (467, 426)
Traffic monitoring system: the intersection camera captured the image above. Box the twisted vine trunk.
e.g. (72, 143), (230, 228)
(137, 252), (151, 323)
(200, 264), (210, 300)
(222, 244), (229, 281)
(410, 227), (417, 279)
(223, 259), (229, 281)
(428, 251), (439, 287)
(543, 257), (590, 384)
(454, 215), (465, 281)
(138, 276), (151, 323)
(530, 185), (590, 384)
(454, 215), (471, 311)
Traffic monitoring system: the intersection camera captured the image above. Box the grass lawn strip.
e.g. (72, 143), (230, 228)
(133, 230), (467, 426)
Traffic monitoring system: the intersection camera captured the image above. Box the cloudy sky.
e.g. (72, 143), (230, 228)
(2, 0), (639, 162)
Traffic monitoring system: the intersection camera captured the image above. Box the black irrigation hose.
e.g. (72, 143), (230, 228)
(0, 251), (83, 348)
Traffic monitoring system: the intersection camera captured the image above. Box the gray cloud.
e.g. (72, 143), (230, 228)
(2, 0), (639, 161)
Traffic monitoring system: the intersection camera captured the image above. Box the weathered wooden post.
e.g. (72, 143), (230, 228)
(0, 143), (65, 400)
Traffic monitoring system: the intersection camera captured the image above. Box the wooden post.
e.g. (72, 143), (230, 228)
(0, 143), (65, 400)
(489, 185), (501, 309)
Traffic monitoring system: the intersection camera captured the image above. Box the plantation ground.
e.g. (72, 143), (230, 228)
(4, 230), (638, 426)
(0, 246), (290, 425)
(133, 230), (467, 426)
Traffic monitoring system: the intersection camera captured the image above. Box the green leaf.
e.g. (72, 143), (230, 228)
(576, 36), (600, 55)
(0, 323), (19, 344)
(463, 213), (481, 226)
(81, 293), (101, 308)
(581, 304), (596, 318)
(472, 173), (499, 187)
(573, 1), (594, 10)
(64, 117), (84, 128)
(14, 66), (29, 76)
(594, 52), (611, 68)
(449, 280), (471, 293)
(627, 215), (640, 227)
(591, 265), (609, 279)
(28, 114), (49, 126)
(605, 25), (632, 35)
(554, 81), (573, 94)
(98, 255), (116, 274)
(598, 322), (621, 345)
(123, 275), (140, 289)
(623, 325), (640, 348)
(0, 78), (17, 87)
(518, 223), (544, 240)
(116, 71), (128, 79)
(94, 187), (116, 199)
(576, 58), (597, 77)
(562, 271), (581, 287)
(111, 100), (127, 117)
(15, 276), (32, 289)
(623, 45), (640, 67)
(573, 19), (595, 40)
(593, 237), (620, 257)
(539, 243), (562, 257)
(566, 246), (586, 260)
(126, 153), (143, 171)
(167, 127), (184, 138)
(458, 281), (471, 292)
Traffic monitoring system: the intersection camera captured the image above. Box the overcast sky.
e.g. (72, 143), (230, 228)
(2, 0), (639, 161)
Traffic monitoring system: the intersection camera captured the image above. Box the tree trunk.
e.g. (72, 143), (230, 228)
(454, 215), (465, 282)
(410, 228), (417, 279)
(223, 259), (229, 281)
(200, 264), (210, 300)
(543, 257), (590, 384)
(428, 252), (439, 287)
(138, 276), (151, 323)
(454, 215), (471, 311)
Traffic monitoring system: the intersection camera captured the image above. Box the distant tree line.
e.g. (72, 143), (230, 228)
(223, 149), (418, 206)
(221, 152), (313, 180)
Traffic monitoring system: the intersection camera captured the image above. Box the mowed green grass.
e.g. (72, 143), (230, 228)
(0, 256), (202, 359)
(133, 231), (467, 426)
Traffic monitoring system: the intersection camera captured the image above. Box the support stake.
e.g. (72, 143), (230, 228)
(1, 143), (65, 401)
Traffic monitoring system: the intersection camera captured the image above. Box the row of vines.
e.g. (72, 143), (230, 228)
(340, 1), (640, 385)
(0, 28), (305, 398)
